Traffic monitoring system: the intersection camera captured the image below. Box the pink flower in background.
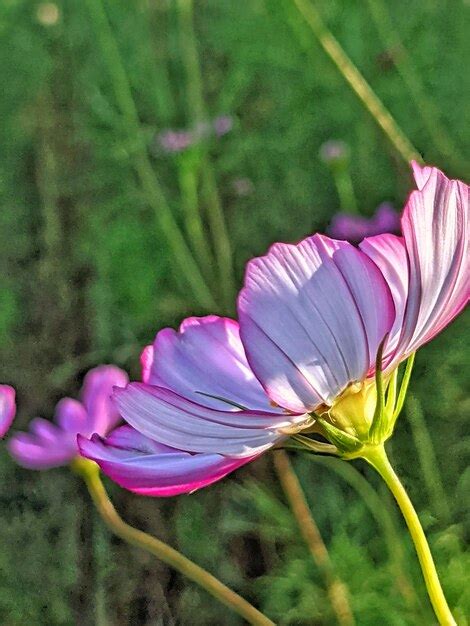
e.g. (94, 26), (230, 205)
(0, 385), (16, 437)
(213, 115), (233, 137)
(328, 203), (401, 243)
(158, 130), (194, 153)
(80, 163), (468, 496)
(9, 366), (128, 470)
(155, 115), (233, 155)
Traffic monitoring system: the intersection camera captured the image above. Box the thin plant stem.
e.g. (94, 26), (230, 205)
(290, 0), (423, 165)
(73, 458), (274, 626)
(406, 394), (451, 525)
(177, 0), (236, 309)
(273, 451), (355, 626)
(362, 445), (456, 625)
(332, 167), (359, 215)
(307, 454), (420, 612)
(365, 0), (467, 170)
(84, 0), (216, 310)
(177, 157), (216, 283)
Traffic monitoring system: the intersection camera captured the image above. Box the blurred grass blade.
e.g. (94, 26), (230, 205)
(177, 0), (236, 309)
(177, 156), (216, 284)
(289, 0), (423, 165)
(365, 0), (468, 171)
(84, 0), (217, 310)
(406, 394), (451, 524)
(273, 451), (356, 626)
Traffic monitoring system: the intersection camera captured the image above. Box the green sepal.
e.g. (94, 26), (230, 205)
(392, 352), (415, 422)
(315, 414), (363, 454)
(369, 335), (389, 444)
(291, 434), (339, 455)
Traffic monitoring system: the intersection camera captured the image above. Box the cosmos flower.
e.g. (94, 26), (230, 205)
(0, 385), (16, 437)
(328, 202), (400, 243)
(79, 163), (468, 495)
(9, 366), (128, 470)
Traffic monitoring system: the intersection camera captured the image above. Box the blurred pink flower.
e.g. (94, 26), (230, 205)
(155, 115), (233, 155)
(213, 115), (233, 137)
(328, 203), (400, 243)
(158, 130), (194, 153)
(9, 365), (128, 470)
(0, 385), (16, 437)
(80, 163), (468, 496)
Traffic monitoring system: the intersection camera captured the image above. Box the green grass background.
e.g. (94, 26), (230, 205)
(0, 0), (468, 623)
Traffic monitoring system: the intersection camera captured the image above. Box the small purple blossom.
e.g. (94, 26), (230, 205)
(157, 130), (195, 154)
(0, 385), (16, 437)
(9, 365), (128, 470)
(328, 203), (401, 243)
(213, 115), (233, 137)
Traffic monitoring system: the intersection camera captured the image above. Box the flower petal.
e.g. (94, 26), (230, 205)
(113, 383), (302, 457)
(8, 418), (77, 469)
(238, 234), (395, 411)
(411, 161), (434, 190)
(396, 164), (469, 359)
(359, 234), (409, 360)
(81, 365), (129, 436)
(55, 398), (89, 433)
(142, 316), (275, 411)
(0, 385), (16, 437)
(78, 426), (256, 496)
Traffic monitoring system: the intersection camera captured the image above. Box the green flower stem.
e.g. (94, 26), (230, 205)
(331, 167), (359, 215)
(73, 459), (274, 626)
(84, 0), (216, 310)
(290, 0), (423, 165)
(307, 454), (420, 612)
(362, 445), (456, 626)
(273, 451), (355, 626)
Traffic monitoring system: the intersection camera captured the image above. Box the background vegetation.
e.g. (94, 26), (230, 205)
(0, 0), (468, 624)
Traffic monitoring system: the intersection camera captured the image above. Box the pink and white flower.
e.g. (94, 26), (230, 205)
(79, 163), (468, 496)
(9, 365), (128, 469)
(0, 385), (16, 437)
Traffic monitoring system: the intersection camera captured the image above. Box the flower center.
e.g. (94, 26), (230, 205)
(319, 378), (379, 439)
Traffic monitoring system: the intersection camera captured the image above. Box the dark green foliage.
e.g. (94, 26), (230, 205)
(0, 0), (468, 623)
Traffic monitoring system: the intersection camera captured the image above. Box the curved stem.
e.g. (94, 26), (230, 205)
(362, 446), (456, 626)
(273, 451), (355, 626)
(73, 459), (274, 626)
(290, 0), (422, 165)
